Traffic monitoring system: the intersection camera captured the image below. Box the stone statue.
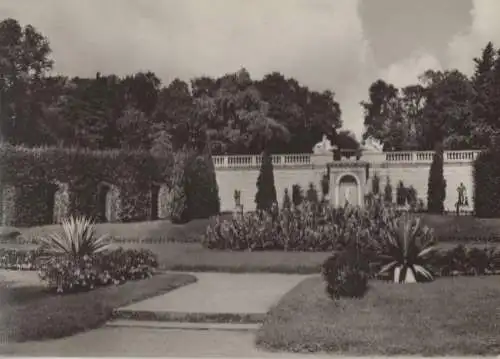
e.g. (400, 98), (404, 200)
(457, 182), (467, 206)
(362, 137), (383, 152)
(313, 134), (336, 155)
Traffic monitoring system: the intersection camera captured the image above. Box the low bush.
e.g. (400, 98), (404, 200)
(322, 248), (370, 299)
(427, 245), (500, 277)
(0, 247), (44, 270)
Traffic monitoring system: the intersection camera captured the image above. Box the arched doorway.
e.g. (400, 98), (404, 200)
(337, 174), (360, 207)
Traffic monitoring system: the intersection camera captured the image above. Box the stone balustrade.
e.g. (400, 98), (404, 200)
(212, 150), (482, 168)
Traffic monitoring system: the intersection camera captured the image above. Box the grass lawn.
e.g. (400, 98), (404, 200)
(0, 272), (196, 343)
(256, 276), (500, 356)
(114, 242), (331, 274)
(2, 214), (233, 244)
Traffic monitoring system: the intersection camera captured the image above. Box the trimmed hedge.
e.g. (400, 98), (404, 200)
(474, 148), (500, 217)
(0, 144), (173, 227)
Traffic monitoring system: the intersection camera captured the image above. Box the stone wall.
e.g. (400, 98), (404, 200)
(214, 151), (479, 212)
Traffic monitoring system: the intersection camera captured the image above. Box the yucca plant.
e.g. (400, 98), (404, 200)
(376, 215), (436, 283)
(38, 216), (110, 260)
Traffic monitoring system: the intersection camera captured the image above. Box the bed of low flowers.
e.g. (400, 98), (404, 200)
(37, 248), (158, 293)
(0, 216), (160, 294)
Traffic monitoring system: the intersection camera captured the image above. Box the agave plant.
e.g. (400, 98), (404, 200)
(39, 216), (110, 260)
(376, 215), (436, 283)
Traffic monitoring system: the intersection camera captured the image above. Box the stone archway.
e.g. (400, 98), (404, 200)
(336, 173), (362, 207)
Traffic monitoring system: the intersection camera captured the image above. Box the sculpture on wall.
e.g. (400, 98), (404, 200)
(455, 182), (468, 215)
(313, 134), (336, 155)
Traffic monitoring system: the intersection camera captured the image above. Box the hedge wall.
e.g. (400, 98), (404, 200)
(0, 145), (174, 227)
(474, 148), (500, 218)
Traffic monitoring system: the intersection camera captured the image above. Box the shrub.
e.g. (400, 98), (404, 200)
(384, 177), (393, 203)
(292, 184), (304, 207)
(255, 150), (277, 211)
(320, 165), (331, 201)
(282, 188), (291, 210)
(427, 148), (446, 214)
(371, 173), (380, 195)
(185, 151), (221, 220)
(306, 182), (319, 204)
(38, 216), (110, 260)
(474, 148), (500, 217)
(167, 151), (189, 223)
(322, 248), (370, 299)
(428, 245), (500, 277)
(396, 181), (407, 206)
(406, 186), (418, 207)
(0, 248), (44, 270)
(376, 215), (436, 283)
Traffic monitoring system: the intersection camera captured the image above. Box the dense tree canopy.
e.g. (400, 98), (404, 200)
(0, 18), (345, 155)
(362, 41), (500, 151)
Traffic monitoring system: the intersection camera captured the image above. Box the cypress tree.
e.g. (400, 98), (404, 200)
(427, 147), (447, 214)
(255, 150), (277, 211)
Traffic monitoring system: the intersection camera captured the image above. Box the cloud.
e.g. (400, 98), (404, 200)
(447, 0), (500, 75)
(378, 52), (443, 88)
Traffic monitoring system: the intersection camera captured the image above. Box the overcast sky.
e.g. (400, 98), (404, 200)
(2, 0), (500, 139)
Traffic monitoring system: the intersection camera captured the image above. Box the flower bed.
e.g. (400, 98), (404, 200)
(0, 247), (159, 293)
(203, 201), (394, 251)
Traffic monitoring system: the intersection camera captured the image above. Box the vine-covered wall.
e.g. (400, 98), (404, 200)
(0, 145), (173, 227)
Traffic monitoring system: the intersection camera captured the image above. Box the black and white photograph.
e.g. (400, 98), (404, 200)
(0, 0), (499, 357)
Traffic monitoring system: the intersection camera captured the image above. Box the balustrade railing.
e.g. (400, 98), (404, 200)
(212, 150), (482, 168)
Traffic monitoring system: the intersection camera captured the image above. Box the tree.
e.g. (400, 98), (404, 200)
(116, 107), (151, 150)
(256, 72), (342, 154)
(306, 182), (319, 204)
(384, 178), (393, 203)
(427, 146), (447, 214)
(396, 181), (407, 206)
(255, 150), (277, 211)
(419, 69), (475, 151)
(361, 80), (408, 151)
(371, 173), (380, 195)
(292, 184), (304, 207)
(0, 18), (53, 145)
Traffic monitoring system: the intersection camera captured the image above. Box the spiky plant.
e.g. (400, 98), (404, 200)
(377, 215), (437, 283)
(39, 216), (110, 260)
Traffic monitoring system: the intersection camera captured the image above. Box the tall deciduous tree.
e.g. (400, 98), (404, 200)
(0, 18), (53, 144)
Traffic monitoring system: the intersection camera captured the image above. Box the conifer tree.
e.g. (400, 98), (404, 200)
(255, 150), (277, 211)
(427, 147), (447, 214)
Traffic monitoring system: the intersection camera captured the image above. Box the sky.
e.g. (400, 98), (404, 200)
(2, 0), (500, 140)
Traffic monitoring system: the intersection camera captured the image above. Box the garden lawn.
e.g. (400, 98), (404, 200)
(115, 242), (331, 274)
(0, 273), (196, 343)
(1, 214), (233, 244)
(256, 276), (500, 356)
